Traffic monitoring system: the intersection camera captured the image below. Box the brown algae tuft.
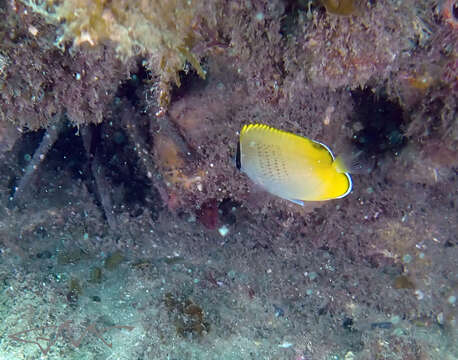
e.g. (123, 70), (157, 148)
(20, 0), (211, 109)
(164, 293), (210, 338)
(321, 0), (358, 15)
(393, 275), (416, 290)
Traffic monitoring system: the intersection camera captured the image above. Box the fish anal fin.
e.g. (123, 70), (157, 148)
(286, 198), (304, 206)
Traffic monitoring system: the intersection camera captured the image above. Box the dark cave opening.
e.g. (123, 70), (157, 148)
(350, 88), (407, 156)
(9, 116), (160, 220)
(88, 121), (153, 216)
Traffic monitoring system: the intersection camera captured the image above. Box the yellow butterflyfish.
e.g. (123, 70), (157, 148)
(236, 124), (353, 205)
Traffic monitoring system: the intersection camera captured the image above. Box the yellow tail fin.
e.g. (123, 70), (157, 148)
(333, 151), (374, 174)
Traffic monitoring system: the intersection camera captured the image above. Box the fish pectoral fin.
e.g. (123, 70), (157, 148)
(286, 198), (304, 206)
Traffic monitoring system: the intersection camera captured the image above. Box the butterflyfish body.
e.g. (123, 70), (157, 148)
(236, 124), (352, 205)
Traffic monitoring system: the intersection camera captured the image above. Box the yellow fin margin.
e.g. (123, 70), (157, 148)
(241, 123), (306, 142)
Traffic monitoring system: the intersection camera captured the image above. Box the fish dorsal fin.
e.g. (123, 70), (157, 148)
(241, 124), (334, 164)
(241, 124), (288, 138)
(242, 124), (303, 141)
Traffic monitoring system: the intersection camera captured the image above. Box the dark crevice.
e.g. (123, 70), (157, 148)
(280, 0), (308, 37)
(171, 60), (208, 102)
(85, 119), (159, 220)
(351, 88), (407, 156)
(45, 122), (88, 180)
(116, 61), (150, 107)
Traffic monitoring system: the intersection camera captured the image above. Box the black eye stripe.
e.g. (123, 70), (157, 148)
(235, 141), (241, 170)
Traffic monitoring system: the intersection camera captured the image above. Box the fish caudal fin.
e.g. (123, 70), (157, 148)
(333, 151), (374, 174)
